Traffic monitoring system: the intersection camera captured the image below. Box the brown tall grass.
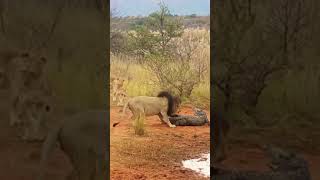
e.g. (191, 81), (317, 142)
(133, 114), (145, 136)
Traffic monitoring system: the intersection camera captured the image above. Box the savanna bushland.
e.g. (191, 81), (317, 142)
(110, 3), (210, 109)
(213, 0), (320, 153)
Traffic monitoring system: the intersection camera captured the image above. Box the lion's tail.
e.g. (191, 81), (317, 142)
(37, 124), (62, 180)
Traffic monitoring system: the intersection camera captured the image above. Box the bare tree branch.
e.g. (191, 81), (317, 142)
(37, 1), (66, 50)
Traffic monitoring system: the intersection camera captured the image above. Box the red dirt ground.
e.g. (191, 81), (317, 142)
(110, 106), (211, 180)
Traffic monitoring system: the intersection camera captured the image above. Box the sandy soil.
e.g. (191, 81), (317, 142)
(0, 90), (319, 180)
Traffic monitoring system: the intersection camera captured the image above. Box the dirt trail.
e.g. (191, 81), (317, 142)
(110, 106), (211, 180)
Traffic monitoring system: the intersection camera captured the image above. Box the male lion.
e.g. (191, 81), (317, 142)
(37, 111), (108, 180)
(120, 91), (181, 128)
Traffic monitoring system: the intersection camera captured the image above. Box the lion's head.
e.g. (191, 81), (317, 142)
(157, 91), (181, 116)
(11, 52), (47, 75)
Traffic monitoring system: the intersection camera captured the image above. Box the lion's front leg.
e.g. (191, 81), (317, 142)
(158, 113), (166, 124)
(160, 112), (176, 128)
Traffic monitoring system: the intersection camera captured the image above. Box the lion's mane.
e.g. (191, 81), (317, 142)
(157, 91), (176, 116)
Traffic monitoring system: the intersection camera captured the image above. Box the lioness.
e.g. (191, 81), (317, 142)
(121, 91), (181, 128)
(111, 77), (125, 99)
(115, 89), (127, 106)
(37, 111), (108, 180)
(8, 51), (50, 127)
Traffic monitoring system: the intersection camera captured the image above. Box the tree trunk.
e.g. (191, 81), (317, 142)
(224, 82), (231, 112)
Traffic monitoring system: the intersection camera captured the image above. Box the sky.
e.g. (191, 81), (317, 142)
(110, 0), (210, 17)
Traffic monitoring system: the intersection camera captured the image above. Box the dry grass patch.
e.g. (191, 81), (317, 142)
(133, 115), (145, 136)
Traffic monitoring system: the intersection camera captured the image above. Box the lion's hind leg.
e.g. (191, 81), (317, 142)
(129, 104), (143, 121)
(130, 110), (139, 121)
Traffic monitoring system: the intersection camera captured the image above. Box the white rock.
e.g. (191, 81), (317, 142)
(182, 153), (210, 178)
